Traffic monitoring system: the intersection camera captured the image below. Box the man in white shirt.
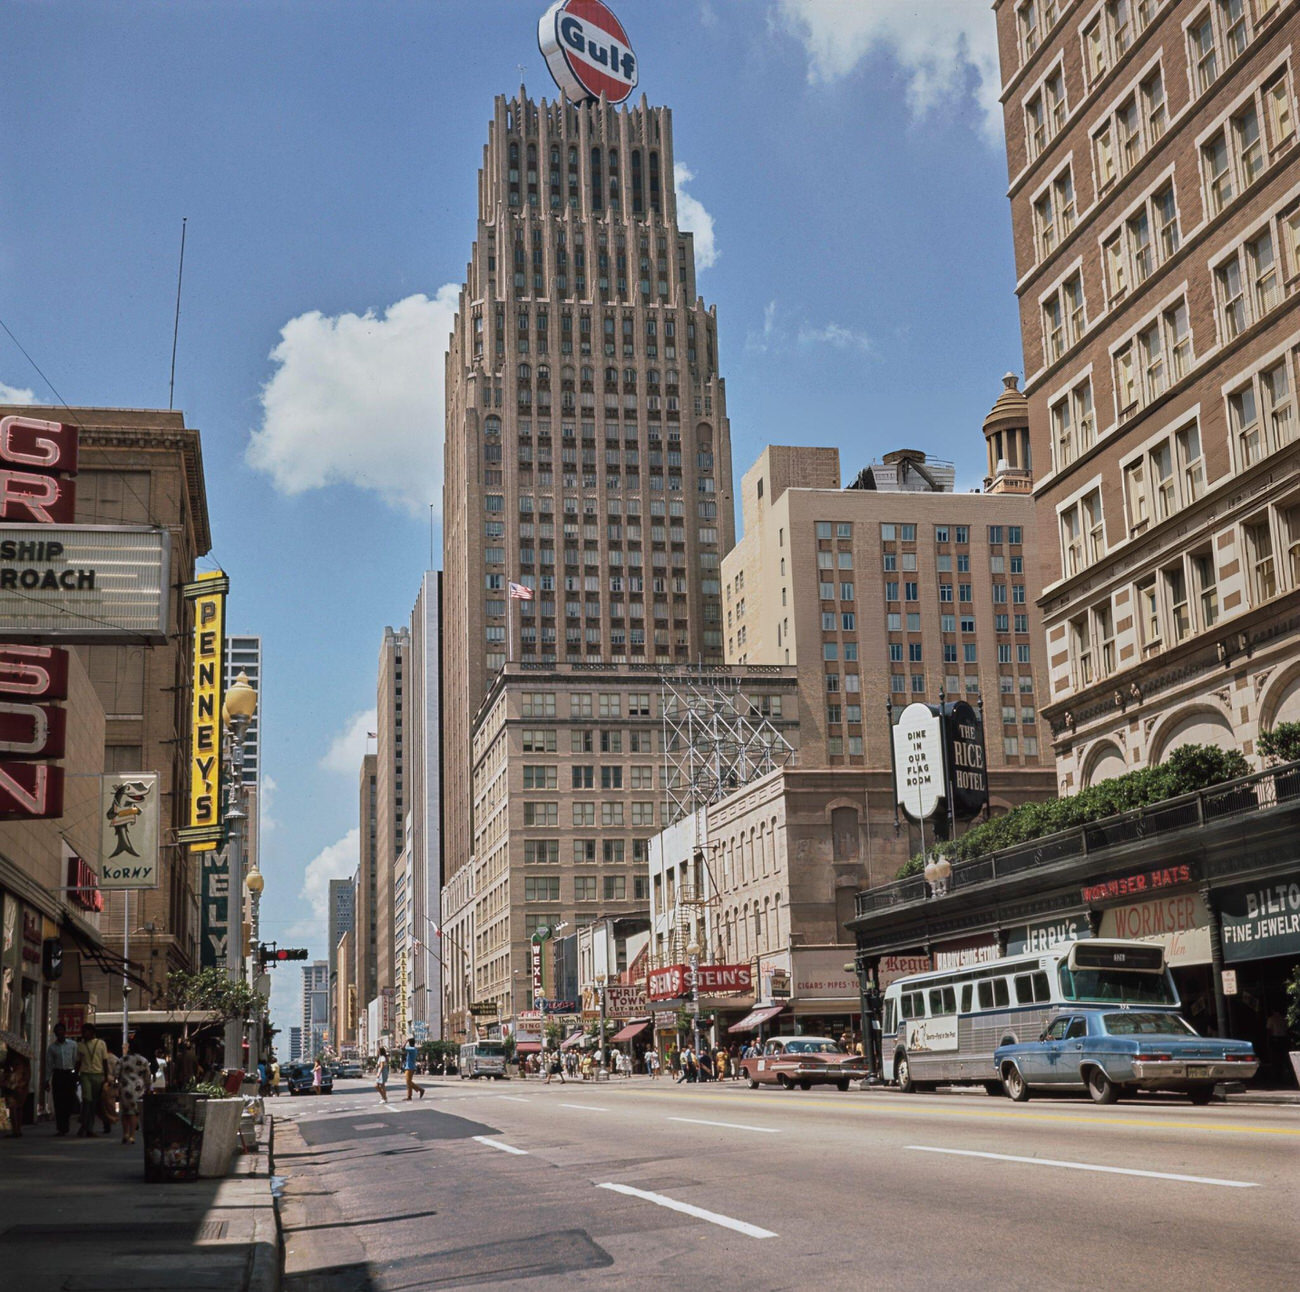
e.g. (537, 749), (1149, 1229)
(44, 1023), (79, 1136)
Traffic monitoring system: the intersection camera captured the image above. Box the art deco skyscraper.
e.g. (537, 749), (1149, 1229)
(442, 90), (736, 881)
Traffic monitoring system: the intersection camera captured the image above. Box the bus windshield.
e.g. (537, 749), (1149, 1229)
(1058, 966), (1177, 1006)
(475, 1042), (505, 1057)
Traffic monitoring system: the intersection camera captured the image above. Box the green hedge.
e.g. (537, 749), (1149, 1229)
(895, 743), (1250, 880)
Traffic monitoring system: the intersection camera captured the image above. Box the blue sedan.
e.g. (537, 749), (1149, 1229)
(994, 1010), (1258, 1105)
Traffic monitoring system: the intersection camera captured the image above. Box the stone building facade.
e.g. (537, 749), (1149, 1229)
(994, 0), (1300, 787)
(441, 90), (737, 892)
(374, 627), (407, 1006)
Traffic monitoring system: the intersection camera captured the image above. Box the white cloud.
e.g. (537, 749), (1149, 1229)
(319, 709), (376, 776)
(300, 828), (360, 923)
(674, 164), (718, 269)
(796, 321), (874, 355)
(747, 300), (875, 358)
(257, 774), (279, 835)
(246, 287), (459, 516)
(776, 0), (1003, 144)
(0, 382), (36, 404)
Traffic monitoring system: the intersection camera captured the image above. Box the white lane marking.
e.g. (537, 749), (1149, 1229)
(906, 1145), (1258, 1189)
(473, 1136), (529, 1156)
(560, 1103), (608, 1112)
(597, 1183), (776, 1239)
(668, 1117), (780, 1134)
(351, 1121), (390, 1131)
(497, 1096), (531, 1103)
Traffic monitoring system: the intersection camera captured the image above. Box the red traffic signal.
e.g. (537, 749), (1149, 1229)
(274, 948), (309, 961)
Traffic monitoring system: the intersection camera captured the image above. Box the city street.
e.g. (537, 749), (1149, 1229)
(275, 1077), (1299, 1290)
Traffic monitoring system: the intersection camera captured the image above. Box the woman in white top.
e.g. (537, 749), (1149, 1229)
(375, 1048), (389, 1104)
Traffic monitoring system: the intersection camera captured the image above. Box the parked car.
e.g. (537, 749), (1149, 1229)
(994, 1010), (1258, 1105)
(283, 1062), (334, 1095)
(738, 1036), (870, 1091)
(335, 1062), (363, 1079)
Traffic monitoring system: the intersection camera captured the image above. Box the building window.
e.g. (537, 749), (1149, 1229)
(574, 876), (597, 901)
(1061, 488), (1105, 575)
(1042, 272), (1085, 363)
(1033, 166), (1076, 258)
(523, 765), (557, 790)
(525, 840), (559, 864)
(1244, 515), (1277, 602)
(523, 802), (558, 827)
(1050, 377), (1095, 468)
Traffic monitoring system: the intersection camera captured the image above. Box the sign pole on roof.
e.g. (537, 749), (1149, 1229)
(538, 0), (638, 105)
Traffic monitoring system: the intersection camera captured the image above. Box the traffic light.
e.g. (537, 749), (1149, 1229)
(274, 948), (309, 961)
(42, 938), (63, 981)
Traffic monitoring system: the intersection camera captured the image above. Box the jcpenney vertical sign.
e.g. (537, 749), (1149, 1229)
(0, 416), (78, 819)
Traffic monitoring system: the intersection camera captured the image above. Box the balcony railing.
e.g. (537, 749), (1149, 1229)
(855, 759), (1300, 919)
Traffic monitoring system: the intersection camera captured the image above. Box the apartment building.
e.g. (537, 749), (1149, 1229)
(353, 753), (378, 1037)
(374, 627), (407, 1005)
(458, 662), (799, 1033)
(721, 435), (1055, 814)
(995, 0), (1300, 787)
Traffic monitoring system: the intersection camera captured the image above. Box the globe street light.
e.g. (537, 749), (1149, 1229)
(221, 671), (257, 1072)
(686, 931), (702, 1057)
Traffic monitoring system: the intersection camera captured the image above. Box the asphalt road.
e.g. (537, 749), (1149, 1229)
(274, 1075), (1298, 1291)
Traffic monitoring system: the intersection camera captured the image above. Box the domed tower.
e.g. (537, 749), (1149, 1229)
(982, 373), (1032, 494)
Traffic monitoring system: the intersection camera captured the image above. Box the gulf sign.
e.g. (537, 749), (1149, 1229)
(538, 0), (638, 104)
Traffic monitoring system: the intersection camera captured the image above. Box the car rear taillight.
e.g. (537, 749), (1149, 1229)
(1134, 1053), (1172, 1062)
(1223, 1053), (1255, 1062)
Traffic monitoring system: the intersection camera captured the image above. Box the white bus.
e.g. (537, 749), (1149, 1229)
(459, 1040), (508, 1079)
(881, 939), (1179, 1093)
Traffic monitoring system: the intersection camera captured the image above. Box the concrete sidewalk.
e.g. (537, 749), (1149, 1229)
(0, 1115), (279, 1292)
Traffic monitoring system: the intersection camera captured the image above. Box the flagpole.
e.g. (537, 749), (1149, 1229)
(507, 586), (513, 666)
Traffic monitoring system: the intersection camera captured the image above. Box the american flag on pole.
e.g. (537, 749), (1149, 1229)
(508, 581), (534, 601)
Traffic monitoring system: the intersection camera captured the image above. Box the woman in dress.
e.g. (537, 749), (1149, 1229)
(312, 1058), (323, 1095)
(117, 1038), (151, 1146)
(374, 1048), (389, 1104)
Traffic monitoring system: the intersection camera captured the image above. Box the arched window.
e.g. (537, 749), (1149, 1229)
(484, 415), (501, 438)
(648, 150), (661, 213)
(624, 368), (636, 386)
(517, 363), (531, 382)
(590, 147), (603, 210)
(605, 366), (618, 385)
(647, 368), (660, 387)
(537, 364), (550, 383)
(631, 149), (644, 213)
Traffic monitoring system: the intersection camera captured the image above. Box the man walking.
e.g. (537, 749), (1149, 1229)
(75, 1024), (108, 1137)
(403, 1038), (426, 1101)
(44, 1023), (79, 1136)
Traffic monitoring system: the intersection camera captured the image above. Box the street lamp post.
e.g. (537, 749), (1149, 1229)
(686, 932), (701, 1058)
(221, 671), (257, 1072)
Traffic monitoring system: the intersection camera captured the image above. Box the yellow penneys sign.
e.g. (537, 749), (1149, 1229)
(180, 570), (228, 850)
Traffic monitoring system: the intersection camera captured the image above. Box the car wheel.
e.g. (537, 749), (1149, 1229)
(777, 1074), (794, 1090)
(1086, 1067), (1119, 1105)
(1001, 1064), (1030, 1102)
(1188, 1085), (1215, 1105)
(984, 1081), (1004, 1097)
(799, 1080), (811, 1091)
(896, 1053), (916, 1094)
(746, 1070), (759, 1089)
(837, 1078), (850, 1092)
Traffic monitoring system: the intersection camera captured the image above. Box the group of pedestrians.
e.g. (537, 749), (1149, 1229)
(372, 1038), (427, 1104)
(30, 1024), (170, 1142)
(669, 1041), (746, 1083)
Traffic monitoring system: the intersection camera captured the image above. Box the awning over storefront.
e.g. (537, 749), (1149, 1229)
(560, 1032), (587, 1050)
(728, 1004), (785, 1034)
(610, 1018), (651, 1043)
(514, 1041), (540, 1054)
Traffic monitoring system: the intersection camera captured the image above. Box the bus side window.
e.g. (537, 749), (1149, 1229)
(1014, 974), (1034, 1004)
(884, 999), (896, 1034)
(928, 988), (944, 1015)
(977, 981), (994, 1010)
(961, 984), (973, 1012)
(993, 979), (1010, 1008)
(1032, 971), (1051, 1002)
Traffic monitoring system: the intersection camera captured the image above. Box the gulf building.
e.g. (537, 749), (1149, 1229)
(438, 78), (811, 1038)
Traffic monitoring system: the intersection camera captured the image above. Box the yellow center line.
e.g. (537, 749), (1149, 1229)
(572, 1085), (1300, 1137)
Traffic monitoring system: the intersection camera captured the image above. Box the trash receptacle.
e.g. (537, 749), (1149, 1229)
(142, 1092), (206, 1182)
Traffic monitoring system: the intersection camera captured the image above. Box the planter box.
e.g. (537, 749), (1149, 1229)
(197, 1097), (243, 1178)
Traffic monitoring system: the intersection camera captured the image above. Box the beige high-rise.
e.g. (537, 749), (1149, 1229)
(442, 91), (735, 888)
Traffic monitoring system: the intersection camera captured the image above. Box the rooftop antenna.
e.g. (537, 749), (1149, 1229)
(168, 217), (188, 410)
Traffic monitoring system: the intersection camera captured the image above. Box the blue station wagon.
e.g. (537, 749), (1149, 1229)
(994, 1010), (1258, 1105)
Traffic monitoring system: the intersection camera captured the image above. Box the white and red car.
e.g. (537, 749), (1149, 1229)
(739, 1036), (869, 1091)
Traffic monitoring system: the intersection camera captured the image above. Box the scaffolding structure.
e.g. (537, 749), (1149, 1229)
(658, 671), (796, 828)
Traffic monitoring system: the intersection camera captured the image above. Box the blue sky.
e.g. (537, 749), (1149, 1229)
(2, 1), (1019, 1035)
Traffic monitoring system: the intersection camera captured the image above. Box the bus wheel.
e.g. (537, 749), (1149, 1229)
(1001, 1064), (1029, 1102)
(1086, 1067), (1119, 1105)
(896, 1053), (916, 1093)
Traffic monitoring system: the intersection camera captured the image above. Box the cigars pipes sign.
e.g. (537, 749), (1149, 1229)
(538, 0), (638, 104)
